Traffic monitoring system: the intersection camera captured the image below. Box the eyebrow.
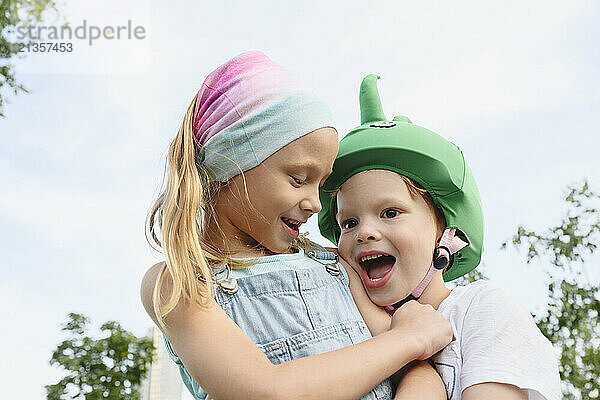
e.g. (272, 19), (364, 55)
(287, 161), (321, 171)
(287, 161), (332, 178)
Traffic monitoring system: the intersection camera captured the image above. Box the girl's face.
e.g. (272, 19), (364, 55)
(214, 127), (338, 256)
(336, 170), (440, 306)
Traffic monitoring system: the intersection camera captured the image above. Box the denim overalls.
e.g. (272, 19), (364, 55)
(164, 244), (393, 399)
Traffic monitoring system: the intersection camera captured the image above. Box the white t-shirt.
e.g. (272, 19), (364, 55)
(432, 280), (561, 400)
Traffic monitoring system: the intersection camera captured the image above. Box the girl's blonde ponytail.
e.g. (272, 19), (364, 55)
(147, 94), (219, 330)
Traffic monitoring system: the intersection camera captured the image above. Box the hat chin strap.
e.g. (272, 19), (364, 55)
(384, 228), (468, 314)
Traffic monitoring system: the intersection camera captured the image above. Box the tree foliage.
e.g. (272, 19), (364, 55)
(46, 313), (154, 400)
(503, 181), (600, 399)
(0, 0), (61, 117)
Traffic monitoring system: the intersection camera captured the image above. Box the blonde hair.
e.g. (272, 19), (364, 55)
(146, 94), (314, 330)
(147, 94), (237, 329)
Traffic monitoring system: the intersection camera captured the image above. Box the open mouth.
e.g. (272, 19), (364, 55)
(281, 217), (301, 238)
(358, 253), (396, 289)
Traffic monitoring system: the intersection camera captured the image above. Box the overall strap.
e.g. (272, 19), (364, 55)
(305, 240), (341, 277)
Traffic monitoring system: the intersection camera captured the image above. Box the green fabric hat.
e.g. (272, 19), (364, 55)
(318, 74), (484, 281)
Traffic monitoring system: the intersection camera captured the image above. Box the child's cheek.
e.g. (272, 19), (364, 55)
(338, 236), (356, 268)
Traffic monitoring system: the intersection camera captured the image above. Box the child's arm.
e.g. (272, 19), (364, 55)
(141, 262), (453, 400)
(393, 361), (447, 400)
(462, 383), (528, 399)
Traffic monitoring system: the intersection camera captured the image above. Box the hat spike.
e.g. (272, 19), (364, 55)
(360, 74), (387, 125)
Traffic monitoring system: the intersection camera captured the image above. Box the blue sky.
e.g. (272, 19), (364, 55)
(1, 1), (599, 398)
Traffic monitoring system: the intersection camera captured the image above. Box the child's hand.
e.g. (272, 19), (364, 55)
(390, 300), (453, 360)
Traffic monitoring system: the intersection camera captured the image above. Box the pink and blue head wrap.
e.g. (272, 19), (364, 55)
(193, 51), (336, 182)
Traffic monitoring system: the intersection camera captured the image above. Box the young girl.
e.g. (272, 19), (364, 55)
(141, 52), (453, 400)
(318, 74), (562, 400)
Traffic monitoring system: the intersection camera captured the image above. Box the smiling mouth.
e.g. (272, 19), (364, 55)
(281, 217), (302, 238)
(359, 253), (396, 288)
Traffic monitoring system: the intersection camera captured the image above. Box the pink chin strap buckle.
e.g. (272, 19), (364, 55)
(384, 228), (469, 314)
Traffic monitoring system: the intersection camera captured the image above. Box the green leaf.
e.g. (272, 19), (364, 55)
(1, 0), (64, 117)
(46, 313), (154, 400)
(503, 181), (600, 398)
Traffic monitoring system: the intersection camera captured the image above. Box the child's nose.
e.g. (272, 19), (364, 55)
(356, 222), (381, 243)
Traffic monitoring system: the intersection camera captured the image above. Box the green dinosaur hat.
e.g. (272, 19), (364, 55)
(318, 74), (484, 281)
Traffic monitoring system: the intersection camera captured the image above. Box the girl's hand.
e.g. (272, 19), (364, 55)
(390, 300), (453, 360)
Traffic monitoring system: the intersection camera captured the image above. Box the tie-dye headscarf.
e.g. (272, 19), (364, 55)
(193, 51), (335, 182)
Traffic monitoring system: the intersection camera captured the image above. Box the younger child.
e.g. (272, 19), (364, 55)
(318, 74), (561, 400)
(141, 53), (453, 400)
